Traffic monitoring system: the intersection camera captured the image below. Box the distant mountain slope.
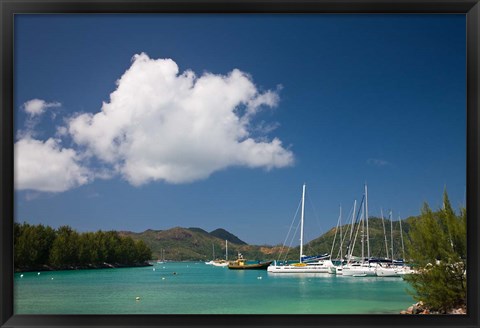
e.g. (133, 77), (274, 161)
(209, 228), (247, 245)
(187, 227), (210, 235)
(302, 217), (412, 260)
(119, 217), (413, 261)
(120, 226), (261, 261)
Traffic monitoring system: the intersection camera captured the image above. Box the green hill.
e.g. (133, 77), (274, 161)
(209, 228), (247, 245)
(119, 216), (413, 262)
(119, 227), (273, 261)
(302, 217), (412, 260)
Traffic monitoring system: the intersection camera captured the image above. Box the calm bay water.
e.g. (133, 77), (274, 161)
(15, 262), (414, 314)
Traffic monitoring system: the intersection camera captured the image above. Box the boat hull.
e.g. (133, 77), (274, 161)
(341, 265), (377, 277)
(228, 261), (273, 270)
(267, 260), (334, 273)
(329, 266), (343, 275)
(376, 267), (402, 277)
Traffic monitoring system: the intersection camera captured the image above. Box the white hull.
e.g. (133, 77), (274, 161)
(267, 260), (334, 273)
(375, 267), (401, 277)
(211, 261), (229, 267)
(329, 266), (343, 275)
(341, 265), (377, 277)
(396, 266), (415, 276)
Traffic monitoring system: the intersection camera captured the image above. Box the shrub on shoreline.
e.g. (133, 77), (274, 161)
(404, 190), (467, 313)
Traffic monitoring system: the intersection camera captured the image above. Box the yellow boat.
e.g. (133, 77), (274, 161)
(227, 253), (272, 270)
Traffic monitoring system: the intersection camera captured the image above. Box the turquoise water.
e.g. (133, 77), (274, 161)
(14, 262), (414, 314)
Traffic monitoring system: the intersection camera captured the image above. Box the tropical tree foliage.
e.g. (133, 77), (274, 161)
(14, 223), (152, 271)
(404, 190), (467, 312)
(14, 223), (56, 269)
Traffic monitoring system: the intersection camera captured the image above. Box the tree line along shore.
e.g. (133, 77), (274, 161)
(14, 224), (152, 272)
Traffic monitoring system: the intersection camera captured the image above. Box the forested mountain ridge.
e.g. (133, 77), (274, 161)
(120, 217), (413, 261)
(120, 227), (266, 261)
(302, 217), (413, 260)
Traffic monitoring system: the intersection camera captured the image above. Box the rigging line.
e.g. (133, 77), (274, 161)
(330, 205), (342, 260)
(345, 200), (357, 261)
(339, 205), (354, 258)
(354, 194), (365, 225)
(345, 195), (365, 259)
(381, 208), (389, 259)
(283, 218), (302, 262)
(389, 209), (394, 261)
(306, 190), (324, 235)
(305, 190), (324, 255)
(350, 203), (364, 262)
(336, 203), (354, 259)
(277, 197), (302, 261)
(398, 214), (406, 261)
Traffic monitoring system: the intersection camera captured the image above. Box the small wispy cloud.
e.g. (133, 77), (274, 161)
(87, 192), (101, 198)
(367, 158), (390, 167)
(17, 99), (62, 140)
(25, 192), (41, 201)
(23, 99), (61, 117)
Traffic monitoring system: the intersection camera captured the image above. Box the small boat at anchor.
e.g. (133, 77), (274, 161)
(228, 253), (272, 270)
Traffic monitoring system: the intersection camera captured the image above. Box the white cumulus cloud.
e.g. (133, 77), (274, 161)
(68, 53), (294, 185)
(14, 137), (91, 192)
(23, 99), (61, 117)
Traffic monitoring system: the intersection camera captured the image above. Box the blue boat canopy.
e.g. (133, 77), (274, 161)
(301, 254), (330, 262)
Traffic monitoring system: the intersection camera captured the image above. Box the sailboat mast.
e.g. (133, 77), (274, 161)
(339, 206), (343, 260)
(365, 184), (370, 262)
(330, 205), (341, 260)
(300, 183), (306, 263)
(347, 199), (357, 262)
(390, 210), (394, 264)
(361, 200), (365, 262)
(225, 240), (228, 261)
(381, 209), (389, 259)
(399, 216), (405, 261)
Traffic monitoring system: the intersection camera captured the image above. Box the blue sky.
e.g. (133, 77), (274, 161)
(14, 14), (466, 245)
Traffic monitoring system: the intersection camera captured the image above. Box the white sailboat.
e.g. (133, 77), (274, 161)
(267, 183), (334, 274)
(205, 243), (216, 265)
(211, 240), (229, 267)
(157, 249), (166, 264)
(376, 213), (413, 277)
(375, 210), (400, 277)
(342, 184), (377, 277)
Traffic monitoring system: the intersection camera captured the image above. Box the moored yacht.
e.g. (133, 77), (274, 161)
(268, 183), (334, 274)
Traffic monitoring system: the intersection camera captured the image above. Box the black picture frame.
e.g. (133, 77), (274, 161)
(1, 0), (479, 327)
